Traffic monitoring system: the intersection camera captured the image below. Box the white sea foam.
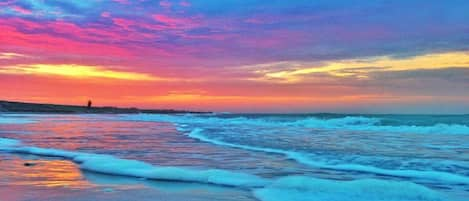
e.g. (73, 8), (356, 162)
(123, 114), (469, 184)
(0, 138), (267, 188)
(123, 114), (469, 135)
(0, 138), (21, 147)
(292, 116), (469, 135)
(188, 128), (469, 185)
(0, 138), (451, 201)
(254, 176), (444, 201)
(0, 116), (35, 124)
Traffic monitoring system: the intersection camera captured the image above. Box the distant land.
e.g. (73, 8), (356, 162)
(0, 100), (209, 114)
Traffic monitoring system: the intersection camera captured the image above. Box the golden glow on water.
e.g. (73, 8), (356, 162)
(3, 159), (93, 189)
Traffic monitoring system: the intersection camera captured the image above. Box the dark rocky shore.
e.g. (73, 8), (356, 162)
(0, 100), (208, 114)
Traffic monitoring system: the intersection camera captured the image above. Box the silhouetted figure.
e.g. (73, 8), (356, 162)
(24, 162), (36, 167)
(87, 100), (92, 109)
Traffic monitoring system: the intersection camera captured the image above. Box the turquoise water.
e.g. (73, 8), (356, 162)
(1, 113), (469, 201)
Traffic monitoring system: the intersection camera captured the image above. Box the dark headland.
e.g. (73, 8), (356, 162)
(0, 100), (209, 114)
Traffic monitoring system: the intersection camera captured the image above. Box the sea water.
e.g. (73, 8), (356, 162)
(0, 113), (468, 201)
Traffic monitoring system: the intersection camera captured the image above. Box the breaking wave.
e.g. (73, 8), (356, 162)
(0, 137), (450, 201)
(186, 128), (469, 185)
(0, 138), (267, 188)
(124, 114), (469, 135)
(254, 176), (444, 201)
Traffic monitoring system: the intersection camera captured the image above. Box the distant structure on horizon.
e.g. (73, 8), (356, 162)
(87, 100), (92, 109)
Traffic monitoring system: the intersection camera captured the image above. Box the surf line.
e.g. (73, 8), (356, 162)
(185, 128), (469, 185)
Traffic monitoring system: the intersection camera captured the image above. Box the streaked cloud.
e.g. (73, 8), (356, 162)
(0, 64), (160, 81)
(252, 51), (469, 83)
(0, 52), (29, 60)
(10, 5), (32, 15)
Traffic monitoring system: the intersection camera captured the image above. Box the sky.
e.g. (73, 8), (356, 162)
(1, 0), (469, 113)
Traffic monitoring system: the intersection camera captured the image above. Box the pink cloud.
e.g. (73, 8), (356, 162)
(0, 15), (219, 66)
(113, 0), (129, 4)
(109, 16), (191, 40)
(152, 14), (201, 29)
(159, 0), (171, 8)
(180, 1), (191, 7)
(44, 19), (160, 44)
(0, 0), (15, 6)
(0, 18), (130, 57)
(4, 18), (42, 30)
(10, 6), (32, 15)
(112, 18), (135, 30)
(101, 12), (111, 18)
(0, 25), (129, 57)
(245, 18), (266, 24)
(153, 14), (184, 25)
(237, 30), (307, 49)
(179, 32), (235, 41)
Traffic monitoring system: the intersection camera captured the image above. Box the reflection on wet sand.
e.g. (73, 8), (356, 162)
(0, 114), (288, 201)
(0, 155), (93, 189)
(0, 154), (257, 201)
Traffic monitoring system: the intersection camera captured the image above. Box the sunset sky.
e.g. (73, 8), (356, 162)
(1, 0), (469, 113)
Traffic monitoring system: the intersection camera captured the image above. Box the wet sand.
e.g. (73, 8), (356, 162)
(0, 154), (257, 201)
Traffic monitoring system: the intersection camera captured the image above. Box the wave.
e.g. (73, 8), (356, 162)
(0, 138), (452, 201)
(187, 129), (469, 185)
(0, 138), (268, 188)
(0, 137), (20, 147)
(124, 114), (469, 135)
(292, 116), (469, 135)
(254, 176), (444, 201)
(3, 113), (469, 134)
(0, 116), (36, 124)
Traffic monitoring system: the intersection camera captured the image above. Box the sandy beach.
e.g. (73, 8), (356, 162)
(1, 113), (468, 201)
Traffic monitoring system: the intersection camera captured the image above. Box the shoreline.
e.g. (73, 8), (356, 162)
(0, 100), (209, 114)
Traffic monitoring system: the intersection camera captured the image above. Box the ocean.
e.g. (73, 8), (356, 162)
(1, 113), (469, 201)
